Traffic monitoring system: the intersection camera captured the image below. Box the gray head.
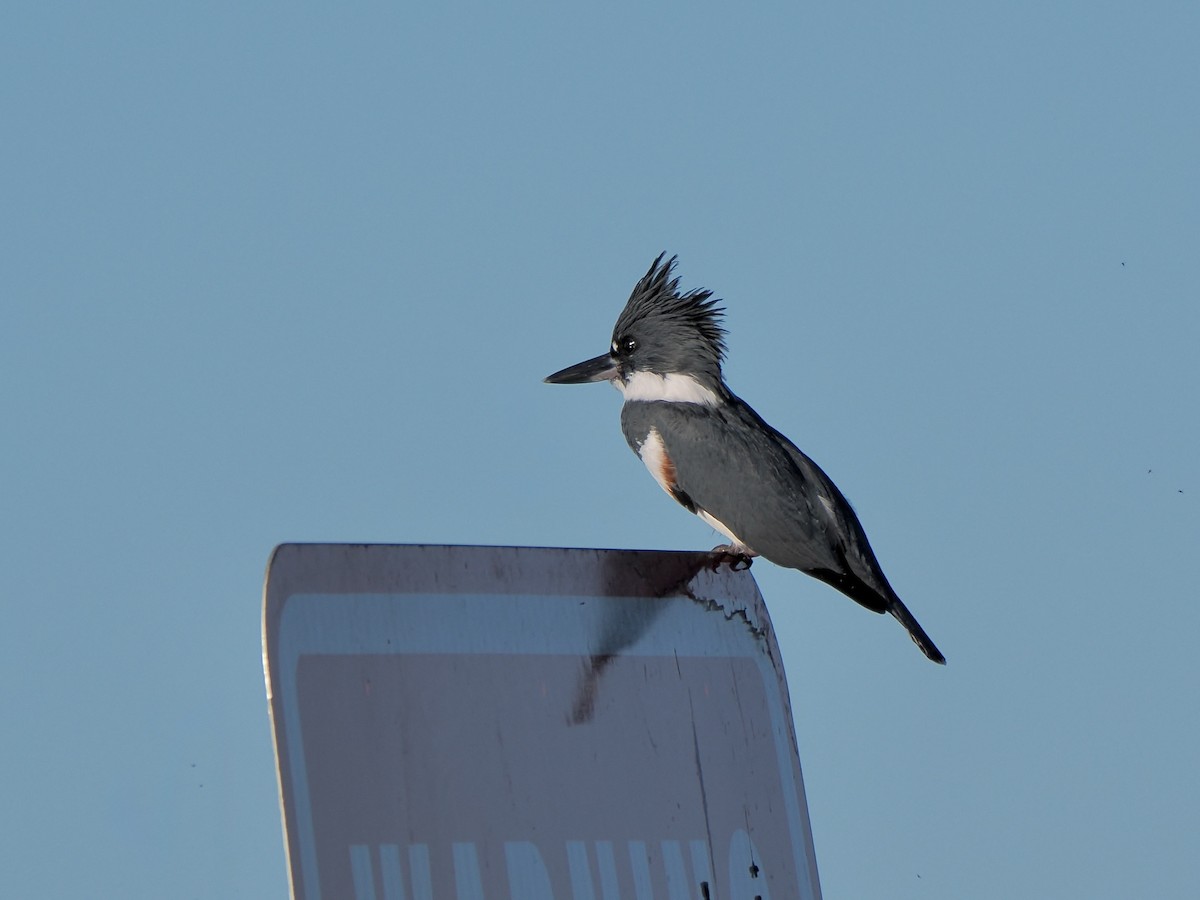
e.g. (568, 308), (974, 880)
(544, 254), (728, 395)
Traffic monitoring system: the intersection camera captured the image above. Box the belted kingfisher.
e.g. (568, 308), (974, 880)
(545, 254), (946, 664)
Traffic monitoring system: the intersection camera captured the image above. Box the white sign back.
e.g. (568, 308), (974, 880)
(263, 544), (822, 900)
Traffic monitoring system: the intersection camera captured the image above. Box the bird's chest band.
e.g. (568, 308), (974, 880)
(638, 427), (696, 513)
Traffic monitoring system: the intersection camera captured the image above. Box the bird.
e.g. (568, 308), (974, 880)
(544, 253), (946, 664)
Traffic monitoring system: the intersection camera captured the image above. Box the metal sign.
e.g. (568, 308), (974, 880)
(263, 544), (821, 900)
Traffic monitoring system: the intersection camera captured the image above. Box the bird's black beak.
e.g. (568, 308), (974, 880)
(544, 353), (619, 384)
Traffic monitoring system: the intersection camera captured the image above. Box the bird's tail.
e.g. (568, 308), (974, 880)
(806, 565), (946, 663)
(887, 597), (946, 665)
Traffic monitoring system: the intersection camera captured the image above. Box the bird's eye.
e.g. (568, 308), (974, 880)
(611, 336), (638, 356)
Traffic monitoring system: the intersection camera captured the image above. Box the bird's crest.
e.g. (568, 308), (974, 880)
(613, 254), (727, 376)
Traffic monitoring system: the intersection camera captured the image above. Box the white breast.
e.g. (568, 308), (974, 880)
(637, 427), (676, 495)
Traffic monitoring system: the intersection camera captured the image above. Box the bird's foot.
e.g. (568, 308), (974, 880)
(710, 544), (755, 571)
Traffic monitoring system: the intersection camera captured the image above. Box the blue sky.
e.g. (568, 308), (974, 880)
(3, 2), (1197, 897)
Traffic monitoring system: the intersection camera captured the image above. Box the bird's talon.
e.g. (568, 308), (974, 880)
(710, 545), (753, 571)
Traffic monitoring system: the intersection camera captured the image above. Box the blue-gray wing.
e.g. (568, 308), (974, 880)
(622, 395), (898, 606)
(620, 398), (835, 569)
